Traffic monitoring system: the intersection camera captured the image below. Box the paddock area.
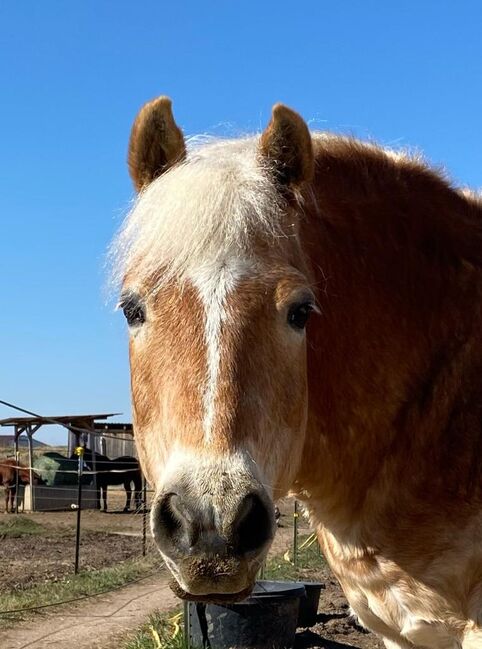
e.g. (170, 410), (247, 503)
(0, 497), (384, 648)
(0, 413), (142, 514)
(0, 496), (150, 591)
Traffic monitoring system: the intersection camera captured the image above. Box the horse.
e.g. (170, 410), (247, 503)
(79, 449), (142, 512)
(110, 96), (482, 649)
(0, 458), (41, 512)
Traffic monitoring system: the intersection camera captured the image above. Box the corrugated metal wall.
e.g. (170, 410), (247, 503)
(68, 427), (137, 459)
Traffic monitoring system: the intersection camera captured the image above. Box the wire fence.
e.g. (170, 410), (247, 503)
(1, 449), (152, 552)
(0, 398), (319, 621)
(0, 485), (313, 621)
(0, 485), (163, 618)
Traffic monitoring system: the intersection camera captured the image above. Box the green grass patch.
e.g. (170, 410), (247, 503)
(0, 516), (47, 538)
(0, 557), (160, 628)
(262, 533), (326, 582)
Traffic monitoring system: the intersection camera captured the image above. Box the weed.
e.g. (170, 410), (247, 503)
(262, 534), (326, 582)
(124, 609), (194, 649)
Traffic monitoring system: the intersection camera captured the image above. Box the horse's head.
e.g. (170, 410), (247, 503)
(17, 467), (33, 485)
(113, 97), (316, 599)
(31, 471), (44, 486)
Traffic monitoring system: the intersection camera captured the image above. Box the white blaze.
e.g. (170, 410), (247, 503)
(192, 259), (253, 443)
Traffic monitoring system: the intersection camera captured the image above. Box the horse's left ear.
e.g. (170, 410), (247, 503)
(259, 103), (314, 188)
(128, 96), (186, 192)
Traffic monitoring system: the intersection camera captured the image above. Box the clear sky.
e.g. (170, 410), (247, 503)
(1, 2), (481, 444)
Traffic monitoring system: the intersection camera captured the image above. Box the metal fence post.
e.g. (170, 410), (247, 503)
(14, 427), (20, 514)
(293, 500), (299, 567)
(142, 475), (147, 557)
(184, 600), (191, 649)
(74, 445), (84, 574)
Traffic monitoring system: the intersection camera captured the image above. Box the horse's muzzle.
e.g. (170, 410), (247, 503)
(151, 482), (275, 597)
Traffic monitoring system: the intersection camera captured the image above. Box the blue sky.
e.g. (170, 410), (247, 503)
(1, 2), (481, 444)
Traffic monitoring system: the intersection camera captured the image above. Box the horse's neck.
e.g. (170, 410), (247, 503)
(87, 451), (109, 462)
(296, 142), (482, 533)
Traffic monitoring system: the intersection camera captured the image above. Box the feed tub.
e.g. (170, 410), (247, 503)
(187, 581), (305, 649)
(296, 581), (324, 628)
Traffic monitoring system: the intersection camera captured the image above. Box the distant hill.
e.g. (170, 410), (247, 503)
(0, 435), (49, 449)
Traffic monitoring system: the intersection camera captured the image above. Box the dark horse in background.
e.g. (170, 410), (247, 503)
(0, 458), (42, 512)
(79, 449), (143, 512)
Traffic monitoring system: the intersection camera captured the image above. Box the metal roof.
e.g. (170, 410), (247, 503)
(0, 413), (120, 427)
(93, 422), (133, 431)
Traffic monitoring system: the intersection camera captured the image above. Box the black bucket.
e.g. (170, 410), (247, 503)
(296, 581), (324, 628)
(187, 580), (305, 649)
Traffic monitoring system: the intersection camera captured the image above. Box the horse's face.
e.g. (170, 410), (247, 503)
(31, 472), (43, 486)
(116, 97), (315, 599)
(128, 263), (314, 595)
(18, 469), (31, 485)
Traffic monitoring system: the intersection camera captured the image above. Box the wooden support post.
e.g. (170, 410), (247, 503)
(25, 424), (41, 511)
(14, 426), (20, 515)
(85, 421), (97, 508)
(26, 425), (34, 509)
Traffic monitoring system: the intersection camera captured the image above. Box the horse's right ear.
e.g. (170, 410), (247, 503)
(128, 96), (186, 192)
(259, 103), (314, 188)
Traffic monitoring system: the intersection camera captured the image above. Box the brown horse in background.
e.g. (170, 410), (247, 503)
(112, 96), (482, 648)
(0, 458), (39, 513)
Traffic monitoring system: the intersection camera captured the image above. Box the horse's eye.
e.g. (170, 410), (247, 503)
(120, 294), (146, 327)
(287, 302), (314, 331)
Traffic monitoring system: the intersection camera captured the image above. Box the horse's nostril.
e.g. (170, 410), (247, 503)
(156, 492), (201, 550)
(158, 493), (184, 536)
(234, 494), (274, 555)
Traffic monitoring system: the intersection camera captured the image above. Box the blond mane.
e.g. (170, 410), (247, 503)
(110, 129), (482, 296)
(110, 136), (289, 292)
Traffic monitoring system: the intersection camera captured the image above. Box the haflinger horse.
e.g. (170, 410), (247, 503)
(80, 449), (143, 513)
(110, 96), (482, 649)
(0, 458), (41, 512)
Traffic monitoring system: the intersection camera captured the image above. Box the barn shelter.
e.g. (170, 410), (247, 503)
(0, 413), (134, 511)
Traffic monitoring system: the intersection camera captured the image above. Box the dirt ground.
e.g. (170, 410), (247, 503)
(277, 508), (383, 649)
(0, 489), (155, 594)
(0, 529), (147, 592)
(2, 504), (153, 535)
(0, 498), (384, 648)
(295, 571), (384, 649)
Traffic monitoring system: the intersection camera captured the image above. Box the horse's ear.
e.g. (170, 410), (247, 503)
(259, 103), (314, 188)
(128, 96), (186, 192)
